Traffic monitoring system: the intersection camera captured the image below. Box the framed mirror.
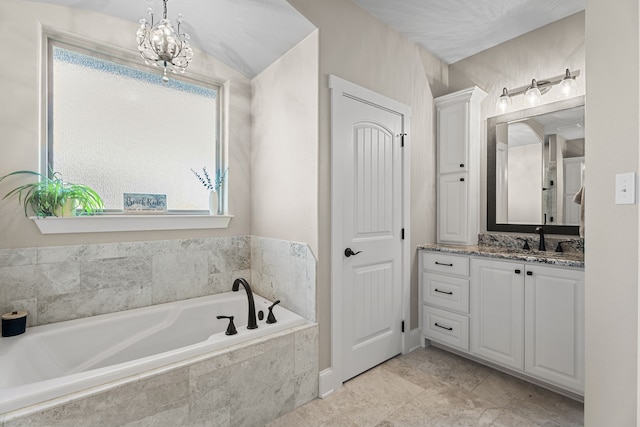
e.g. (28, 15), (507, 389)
(487, 96), (585, 235)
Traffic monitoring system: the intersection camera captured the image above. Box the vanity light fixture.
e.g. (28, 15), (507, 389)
(496, 69), (579, 112)
(136, 0), (193, 83)
(559, 68), (577, 98)
(496, 88), (512, 114)
(524, 79), (542, 106)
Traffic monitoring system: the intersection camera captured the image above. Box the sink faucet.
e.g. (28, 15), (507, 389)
(232, 278), (258, 329)
(535, 226), (546, 251)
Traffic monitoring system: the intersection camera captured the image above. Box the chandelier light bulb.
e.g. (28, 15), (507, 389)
(136, 0), (193, 83)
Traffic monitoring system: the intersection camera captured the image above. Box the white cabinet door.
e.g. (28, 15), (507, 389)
(437, 102), (468, 174)
(524, 265), (584, 394)
(471, 258), (524, 370)
(438, 173), (468, 244)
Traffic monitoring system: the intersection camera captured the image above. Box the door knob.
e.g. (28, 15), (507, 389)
(344, 248), (362, 257)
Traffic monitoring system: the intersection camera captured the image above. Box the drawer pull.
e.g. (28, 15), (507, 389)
(435, 261), (453, 267)
(434, 323), (453, 331)
(527, 271), (533, 276)
(434, 288), (453, 295)
(515, 269), (521, 274)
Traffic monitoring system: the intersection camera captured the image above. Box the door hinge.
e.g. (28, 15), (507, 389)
(401, 320), (405, 333)
(398, 133), (407, 147)
(401, 228), (405, 240)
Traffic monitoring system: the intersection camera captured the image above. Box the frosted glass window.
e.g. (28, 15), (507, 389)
(49, 44), (220, 212)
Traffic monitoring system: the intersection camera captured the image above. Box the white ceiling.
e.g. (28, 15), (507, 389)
(27, 0), (585, 77)
(353, 0), (585, 64)
(28, 0), (316, 78)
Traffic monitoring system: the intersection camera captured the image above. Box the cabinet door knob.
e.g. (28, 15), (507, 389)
(526, 271), (533, 276)
(515, 269), (521, 274)
(459, 163), (464, 168)
(459, 177), (465, 182)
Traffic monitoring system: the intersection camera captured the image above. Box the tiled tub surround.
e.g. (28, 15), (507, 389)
(251, 236), (316, 322)
(0, 236), (316, 327)
(0, 236), (318, 425)
(0, 237), (251, 327)
(0, 292), (308, 414)
(1, 323), (319, 426)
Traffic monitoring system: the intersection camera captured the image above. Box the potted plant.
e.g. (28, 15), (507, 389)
(0, 170), (104, 217)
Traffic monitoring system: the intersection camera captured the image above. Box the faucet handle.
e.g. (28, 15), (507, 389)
(216, 315), (237, 335)
(266, 300), (281, 324)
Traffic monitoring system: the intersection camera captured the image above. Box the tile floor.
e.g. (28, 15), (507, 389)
(268, 345), (583, 427)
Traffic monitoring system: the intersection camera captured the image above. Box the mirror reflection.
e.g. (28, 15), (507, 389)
(488, 96), (585, 234)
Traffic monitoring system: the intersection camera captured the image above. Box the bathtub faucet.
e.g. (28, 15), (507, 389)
(232, 278), (258, 330)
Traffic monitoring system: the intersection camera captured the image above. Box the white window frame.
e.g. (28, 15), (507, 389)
(35, 29), (231, 234)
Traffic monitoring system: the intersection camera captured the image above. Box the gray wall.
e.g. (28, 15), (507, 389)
(584, 1), (639, 424)
(287, 0), (449, 370)
(0, 1), (252, 249)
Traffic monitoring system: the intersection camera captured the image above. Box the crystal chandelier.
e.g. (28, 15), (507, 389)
(136, 0), (193, 83)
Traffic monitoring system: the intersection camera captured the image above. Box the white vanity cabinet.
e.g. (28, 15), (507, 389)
(419, 252), (471, 352)
(470, 258), (524, 371)
(524, 264), (584, 394)
(420, 249), (585, 395)
(435, 87), (487, 245)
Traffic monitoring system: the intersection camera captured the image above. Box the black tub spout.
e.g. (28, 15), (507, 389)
(232, 278), (258, 330)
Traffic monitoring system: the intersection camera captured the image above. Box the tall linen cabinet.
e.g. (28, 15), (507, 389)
(435, 87), (487, 245)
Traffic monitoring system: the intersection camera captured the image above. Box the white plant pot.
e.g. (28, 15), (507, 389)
(54, 199), (77, 217)
(209, 191), (218, 215)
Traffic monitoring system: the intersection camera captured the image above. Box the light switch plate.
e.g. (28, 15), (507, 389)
(615, 172), (636, 205)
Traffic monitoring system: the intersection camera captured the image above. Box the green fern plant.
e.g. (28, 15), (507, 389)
(0, 170), (104, 217)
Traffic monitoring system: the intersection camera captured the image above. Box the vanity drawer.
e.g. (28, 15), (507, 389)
(423, 273), (470, 313)
(423, 306), (469, 352)
(423, 252), (470, 276)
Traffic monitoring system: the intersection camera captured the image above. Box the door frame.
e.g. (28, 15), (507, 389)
(322, 75), (411, 397)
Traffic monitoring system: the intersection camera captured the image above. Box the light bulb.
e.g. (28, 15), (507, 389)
(496, 88), (511, 113)
(559, 69), (576, 98)
(524, 79), (542, 107)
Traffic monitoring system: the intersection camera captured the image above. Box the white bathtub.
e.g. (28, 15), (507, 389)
(0, 292), (307, 414)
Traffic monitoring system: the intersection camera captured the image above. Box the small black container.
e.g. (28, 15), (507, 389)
(2, 311), (27, 337)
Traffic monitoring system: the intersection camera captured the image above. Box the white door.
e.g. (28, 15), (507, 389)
(333, 83), (405, 382)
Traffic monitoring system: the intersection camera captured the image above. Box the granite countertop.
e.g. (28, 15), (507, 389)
(418, 243), (584, 269)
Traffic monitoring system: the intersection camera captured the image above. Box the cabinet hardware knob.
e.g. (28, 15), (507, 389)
(434, 323), (453, 331)
(435, 261), (453, 267)
(459, 163), (464, 168)
(515, 269), (521, 274)
(459, 177), (465, 182)
(434, 288), (453, 295)
(526, 271), (533, 276)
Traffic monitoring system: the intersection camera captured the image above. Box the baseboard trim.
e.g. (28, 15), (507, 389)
(430, 342), (584, 402)
(319, 368), (339, 398)
(408, 328), (422, 352)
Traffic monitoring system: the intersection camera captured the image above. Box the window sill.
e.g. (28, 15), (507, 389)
(30, 214), (233, 234)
